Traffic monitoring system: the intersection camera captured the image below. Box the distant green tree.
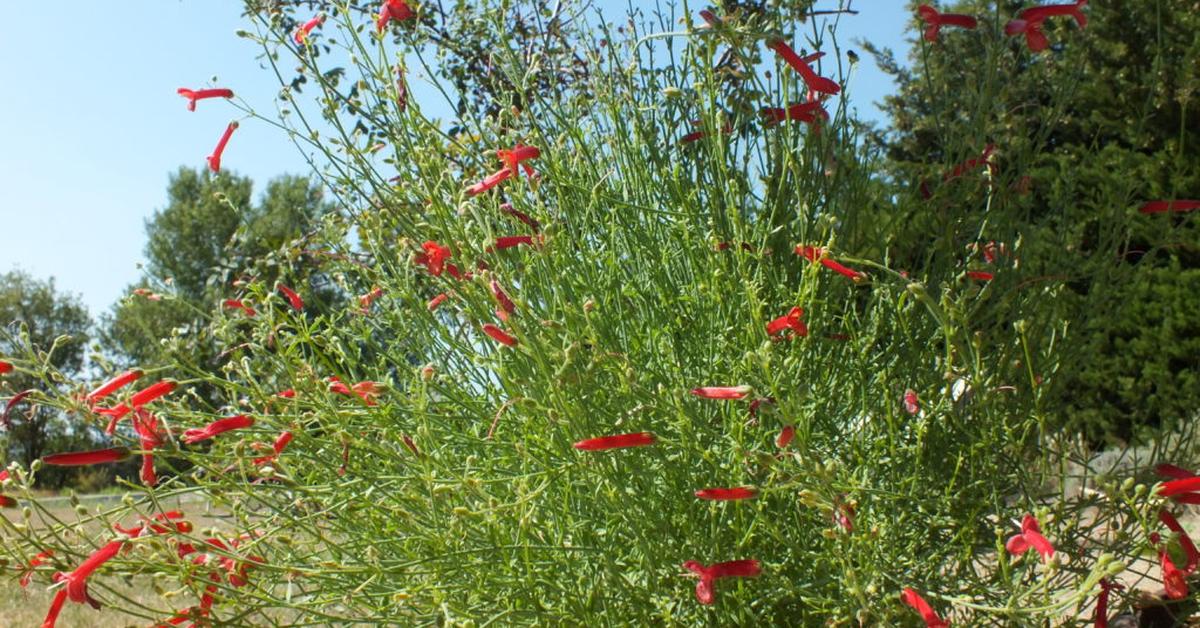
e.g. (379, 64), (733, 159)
(866, 0), (1200, 441)
(0, 270), (99, 487)
(102, 167), (335, 374)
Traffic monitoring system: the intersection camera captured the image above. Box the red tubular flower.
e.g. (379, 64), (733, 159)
(679, 118), (734, 144)
(114, 511), (192, 537)
(254, 430), (294, 465)
(1005, 2), (1085, 52)
(765, 39), (840, 95)
(1159, 509), (1200, 575)
(176, 87), (233, 112)
(20, 550), (52, 588)
(277, 283), (304, 311)
(491, 279), (516, 317)
(490, 234), (538, 251)
(0, 360), (11, 374)
(415, 240), (452, 276)
(359, 287), (384, 312)
(795, 245), (867, 281)
(1150, 532), (1189, 600)
(377, 0), (414, 31)
(132, 288), (162, 300)
(1159, 476), (1200, 497)
(222, 298), (257, 316)
(966, 270), (994, 281)
(766, 306), (807, 338)
(917, 5), (978, 42)
(682, 559), (761, 605)
(1157, 463), (1197, 480)
(482, 323), (518, 347)
(1095, 578), (1123, 628)
(133, 410), (165, 486)
(351, 381), (381, 405)
(131, 380), (177, 408)
(206, 121), (238, 172)
(832, 499), (856, 532)
(43, 588), (69, 627)
(427, 292), (449, 311)
(58, 539), (125, 607)
(1005, 514), (1055, 562)
(467, 167), (515, 196)
(776, 425), (796, 449)
(900, 587), (950, 628)
(276, 389), (296, 399)
(182, 415), (255, 444)
(695, 487), (757, 501)
(761, 101), (829, 128)
(86, 369), (142, 405)
(43, 447), (131, 466)
(497, 144), (540, 178)
(294, 14), (324, 44)
(573, 432), (656, 451)
(903, 389), (920, 415)
(1140, 200), (1200, 214)
(690, 385), (752, 400)
(499, 202), (541, 232)
(3, 389), (35, 430)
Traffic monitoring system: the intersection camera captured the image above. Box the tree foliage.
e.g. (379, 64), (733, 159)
(867, 0), (1200, 441)
(0, 271), (99, 487)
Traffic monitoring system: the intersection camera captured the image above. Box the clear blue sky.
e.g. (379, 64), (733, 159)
(0, 1), (911, 318)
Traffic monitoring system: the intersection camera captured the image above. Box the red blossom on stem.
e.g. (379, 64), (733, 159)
(176, 87), (233, 112)
(206, 121), (238, 173)
(903, 389), (920, 415)
(917, 5), (978, 42)
(499, 202), (541, 232)
(133, 410), (166, 486)
(130, 380), (176, 408)
(277, 283), (304, 311)
(50, 539), (125, 617)
(572, 432), (656, 451)
(85, 369), (142, 406)
(760, 101), (829, 128)
(3, 389), (35, 430)
(427, 292), (449, 311)
(776, 425), (796, 449)
(690, 385), (752, 400)
(294, 14), (324, 44)
(20, 550), (52, 588)
(765, 39), (839, 95)
(1005, 514), (1055, 562)
(695, 487), (757, 501)
(131, 288), (162, 300)
(682, 559), (761, 605)
(490, 234), (540, 251)
(491, 279), (516, 318)
(1095, 578), (1123, 628)
(1150, 532), (1188, 600)
(359, 287), (384, 312)
(376, 0), (415, 32)
(966, 270), (994, 281)
(467, 168), (514, 196)
(1140, 200), (1200, 214)
(182, 415), (255, 444)
(900, 587), (950, 627)
(1159, 509), (1200, 574)
(0, 360), (11, 374)
(482, 323), (518, 347)
(766, 306), (807, 338)
(414, 241), (452, 276)
(223, 298), (257, 316)
(497, 144), (540, 178)
(1005, 1), (1087, 52)
(43, 447), (131, 466)
(254, 430), (294, 465)
(679, 118), (733, 144)
(795, 245), (867, 281)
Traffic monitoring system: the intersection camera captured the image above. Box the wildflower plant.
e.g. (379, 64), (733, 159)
(2, 0), (1199, 625)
